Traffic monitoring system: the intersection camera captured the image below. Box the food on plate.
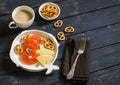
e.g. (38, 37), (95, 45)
(40, 3), (59, 19)
(57, 32), (65, 41)
(14, 33), (55, 66)
(46, 38), (53, 43)
(64, 26), (75, 33)
(54, 20), (63, 28)
(44, 38), (55, 50)
(21, 34), (30, 41)
(14, 44), (23, 54)
(20, 51), (38, 65)
(37, 45), (55, 66)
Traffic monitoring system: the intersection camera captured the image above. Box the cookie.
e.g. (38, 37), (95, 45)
(57, 32), (65, 41)
(64, 26), (75, 33)
(46, 38), (53, 43)
(21, 34), (30, 41)
(54, 20), (63, 28)
(44, 38), (55, 50)
(14, 44), (23, 54)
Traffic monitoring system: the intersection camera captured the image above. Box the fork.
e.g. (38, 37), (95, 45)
(67, 38), (86, 79)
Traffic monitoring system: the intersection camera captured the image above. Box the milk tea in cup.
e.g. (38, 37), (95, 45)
(9, 6), (35, 29)
(14, 10), (33, 22)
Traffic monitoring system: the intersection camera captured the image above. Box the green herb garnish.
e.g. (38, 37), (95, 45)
(26, 48), (31, 54)
(41, 37), (45, 40)
(35, 63), (40, 68)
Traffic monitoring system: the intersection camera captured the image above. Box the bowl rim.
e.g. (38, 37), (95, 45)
(9, 30), (59, 72)
(38, 2), (61, 20)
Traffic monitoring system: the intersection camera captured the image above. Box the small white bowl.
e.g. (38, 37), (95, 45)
(10, 30), (60, 75)
(38, 2), (61, 20)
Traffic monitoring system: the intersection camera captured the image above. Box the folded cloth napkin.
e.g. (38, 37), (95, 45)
(62, 38), (90, 84)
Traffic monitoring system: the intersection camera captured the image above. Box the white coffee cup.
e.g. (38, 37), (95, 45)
(9, 6), (35, 29)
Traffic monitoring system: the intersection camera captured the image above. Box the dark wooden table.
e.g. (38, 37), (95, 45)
(0, 0), (120, 85)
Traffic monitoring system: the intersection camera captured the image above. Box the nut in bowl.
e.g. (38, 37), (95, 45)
(10, 30), (60, 75)
(38, 2), (61, 20)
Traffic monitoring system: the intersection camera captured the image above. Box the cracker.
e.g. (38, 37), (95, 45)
(44, 38), (55, 50)
(21, 34), (30, 41)
(57, 32), (65, 41)
(54, 20), (63, 28)
(14, 44), (23, 54)
(64, 26), (75, 33)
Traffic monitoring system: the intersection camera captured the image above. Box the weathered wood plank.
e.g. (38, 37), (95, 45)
(0, 53), (18, 75)
(56, 65), (120, 85)
(0, 40), (120, 84)
(1, 3), (120, 36)
(0, 29), (119, 84)
(89, 43), (120, 72)
(0, 2), (119, 35)
(0, 0), (119, 34)
(0, 0), (120, 85)
(0, 20), (120, 56)
(18, 0), (120, 29)
(1, 19), (120, 53)
(0, 0), (62, 15)
(0, 19), (120, 74)
(0, 0), (120, 16)
(0, 20), (120, 76)
(0, 59), (61, 85)
(58, 0), (120, 18)
(1, 0), (120, 36)
(0, 62), (119, 85)
(60, 4), (120, 37)
(88, 65), (120, 85)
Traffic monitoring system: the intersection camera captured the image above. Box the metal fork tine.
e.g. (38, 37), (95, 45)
(78, 38), (86, 54)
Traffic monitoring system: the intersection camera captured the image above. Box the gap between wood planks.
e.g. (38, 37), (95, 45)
(0, 0), (120, 18)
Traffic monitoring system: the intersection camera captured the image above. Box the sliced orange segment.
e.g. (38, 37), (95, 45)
(23, 43), (37, 51)
(29, 34), (45, 44)
(25, 38), (40, 49)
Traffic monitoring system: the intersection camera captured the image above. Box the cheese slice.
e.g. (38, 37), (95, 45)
(37, 45), (55, 66)
(37, 54), (54, 66)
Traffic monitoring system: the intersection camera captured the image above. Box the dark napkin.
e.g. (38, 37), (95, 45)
(62, 38), (90, 84)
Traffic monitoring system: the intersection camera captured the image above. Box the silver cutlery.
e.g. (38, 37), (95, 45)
(67, 38), (86, 79)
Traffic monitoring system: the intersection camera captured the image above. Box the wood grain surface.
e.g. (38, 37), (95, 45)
(0, 0), (120, 85)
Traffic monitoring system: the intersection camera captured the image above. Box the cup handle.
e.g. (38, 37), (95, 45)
(9, 21), (18, 29)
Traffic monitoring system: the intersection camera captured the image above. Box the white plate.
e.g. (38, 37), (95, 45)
(10, 30), (60, 74)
